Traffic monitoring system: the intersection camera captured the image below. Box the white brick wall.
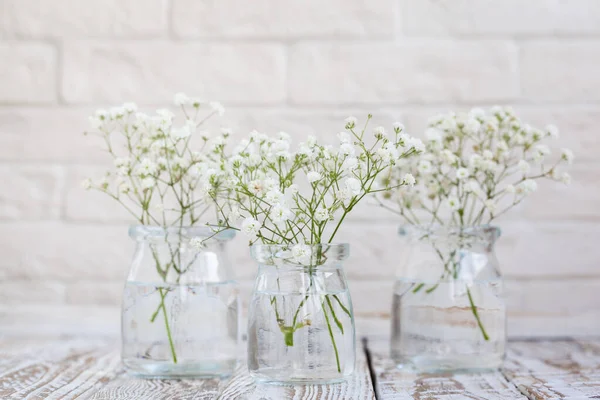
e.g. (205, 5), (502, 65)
(0, 0), (599, 337)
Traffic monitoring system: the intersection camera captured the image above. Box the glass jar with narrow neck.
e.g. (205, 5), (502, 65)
(391, 225), (505, 372)
(122, 226), (240, 378)
(247, 243), (356, 384)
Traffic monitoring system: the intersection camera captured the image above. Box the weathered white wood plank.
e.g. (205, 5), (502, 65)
(218, 342), (376, 400)
(504, 338), (600, 399)
(367, 338), (527, 400)
(0, 337), (120, 400)
(87, 370), (224, 400)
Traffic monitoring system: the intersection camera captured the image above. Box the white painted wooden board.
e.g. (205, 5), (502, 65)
(503, 338), (600, 400)
(0, 336), (374, 399)
(367, 338), (526, 400)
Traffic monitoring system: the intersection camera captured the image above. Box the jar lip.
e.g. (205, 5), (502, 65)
(398, 224), (501, 239)
(250, 243), (350, 264)
(128, 225), (236, 241)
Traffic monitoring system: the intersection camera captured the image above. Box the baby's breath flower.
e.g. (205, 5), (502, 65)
(174, 92), (189, 106)
(518, 160), (530, 174)
(546, 124), (559, 139)
(314, 207), (330, 222)
(447, 196), (460, 211)
(560, 172), (571, 185)
(561, 148), (574, 164)
(241, 217), (261, 239)
(402, 173), (416, 187)
(210, 101), (225, 116)
(189, 237), (205, 251)
(81, 178), (92, 190)
(373, 126), (386, 138)
(456, 168), (470, 180)
(344, 116), (357, 129)
(141, 177), (156, 190)
(337, 131), (351, 144)
(292, 244), (311, 264)
(393, 122), (405, 132)
(306, 171), (321, 183)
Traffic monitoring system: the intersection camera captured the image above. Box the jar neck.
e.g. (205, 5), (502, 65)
(250, 243), (350, 268)
(399, 225), (500, 251)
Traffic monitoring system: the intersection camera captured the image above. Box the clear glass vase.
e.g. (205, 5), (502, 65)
(247, 244), (356, 384)
(121, 226), (240, 378)
(391, 225), (506, 372)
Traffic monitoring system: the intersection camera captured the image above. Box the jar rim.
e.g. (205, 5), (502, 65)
(250, 243), (350, 265)
(398, 224), (501, 240)
(128, 225), (236, 241)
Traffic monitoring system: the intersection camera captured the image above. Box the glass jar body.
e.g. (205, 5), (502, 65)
(390, 226), (506, 372)
(122, 226), (240, 378)
(247, 244), (356, 384)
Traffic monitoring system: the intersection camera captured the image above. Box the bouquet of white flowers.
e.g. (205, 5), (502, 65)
(83, 94), (231, 364)
(212, 115), (423, 373)
(380, 106), (573, 342)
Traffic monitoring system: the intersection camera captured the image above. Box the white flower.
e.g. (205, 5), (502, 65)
(265, 190), (284, 205)
(113, 157), (130, 168)
(241, 217), (261, 239)
(81, 178), (92, 190)
(307, 135), (317, 148)
(227, 207), (242, 222)
(484, 199), (496, 213)
(307, 171), (321, 183)
(171, 125), (192, 140)
(249, 180), (266, 197)
(518, 160), (530, 174)
(505, 184), (516, 194)
(292, 244), (312, 264)
(469, 108), (485, 119)
(393, 122), (405, 132)
(534, 144), (551, 161)
(190, 237), (205, 251)
(141, 177), (156, 189)
(447, 196), (460, 211)
(337, 131), (351, 144)
(463, 118), (481, 135)
(314, 206), (330, 222)
(482, 150), (494, 160)
(407, 137), (425, 152)
(174, 92), (189, 106)
(425, 128), (443, 143)
(560, 172), (571, 185)
(336, 143), (354, 157)
(402, 173), (416, 187)
(344, 177), (362, 196)
(136, 158), (158, 176)
(464, 180), (481, 194)
(209, 101), (225, 116)
(546, 124), (559, 139)
(561, 148), (574, 164)
(456, 168), (470, 180)
(345, 116), (357, 129)
(516, 179), (537, 195)
(418, 160), (433, 174)
(373, 126), (386, 138)
(271, 204), (292, 224)
(342, 156), (358, 172)
(120, 103), (136, 114)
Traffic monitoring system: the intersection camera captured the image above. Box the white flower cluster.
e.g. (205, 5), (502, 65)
(214, 116), (422, 248)
(83, 93), (230, 228)
(382, 106), (574, 227)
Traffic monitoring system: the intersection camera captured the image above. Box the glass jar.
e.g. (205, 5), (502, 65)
(390, 225), (505, 372)
(122, 226), (240, 378)
(247, 244), (356, 384)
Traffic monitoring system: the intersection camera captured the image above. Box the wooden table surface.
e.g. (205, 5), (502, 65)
(1, 336), (599, 399)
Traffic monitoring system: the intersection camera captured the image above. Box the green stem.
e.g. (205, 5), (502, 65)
(322, 302), (341, 373)
(466, 287), (490, 341)
(326, 296), (344, 334)
(333, 294), (352, 319)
